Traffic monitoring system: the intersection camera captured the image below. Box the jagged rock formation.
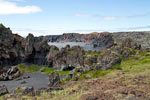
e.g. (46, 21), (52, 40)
(0, 24), (24, 66)
(0, 24), (145, 71)
(46, 45), (84, 70)
(23, 34), (50, 65)
(48, 72), (63, 90)
(0, 25), (51, 67)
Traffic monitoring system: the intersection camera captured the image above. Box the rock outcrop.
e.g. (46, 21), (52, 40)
(0, 24), (24, 67)
(0, 24), (51, 67)
(112, 31), (150, 49)
(48, 72), (63, 90)
(0, 85), (8, 96)
(15, 86), (34, 95)
(0, 66), (21, 81)
(44, 31), (150, 49)
(47, 45), (84, 70)
(0, 24), (144, 72)
(23, 34), (50, 65)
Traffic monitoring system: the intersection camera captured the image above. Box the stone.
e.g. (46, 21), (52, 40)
(48, 72), (63, 91)
(15, 86), (34, 95)
(0, 85), (8, 96)
(40, 67), (45, 72)
(20, 81), (26, 84)
(48, 72), (61, 87)
(0, 66), (21, 81)
(23, 76), (30, 79)
(47, 45), (84, 70)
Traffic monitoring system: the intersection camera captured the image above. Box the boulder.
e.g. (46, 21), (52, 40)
(48, 72), (63, 90)
(15, 86), (34, 95)
(0, 66), (21, 81)
(0, 85), (8, 96)
(96, 56), (122, 70)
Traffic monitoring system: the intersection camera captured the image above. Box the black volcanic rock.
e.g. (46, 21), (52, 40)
(0, 24), (24, 67)
(23, 34), (50, 65)
(0, 85), (8, 96)
(48, 72), (63, 90)
(0, 25), (51, 67)
(47, 45), (84, 70)
(0, 66), (21, 81)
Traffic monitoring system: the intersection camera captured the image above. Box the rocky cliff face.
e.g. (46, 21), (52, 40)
(42, 32), (114, 49)
(0, 25), (51, 67)
(46, 45), (85, 70)
(0, 24), (24, 67)
(44, 31), (150, 49)
(23, 34), (50, 65)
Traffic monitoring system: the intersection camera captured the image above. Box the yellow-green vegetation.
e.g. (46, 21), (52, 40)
(18, 64), (69, 75)
(78, 64), (122, 80)
(18, 64), (40, 72)
(15, 89), (23, 93)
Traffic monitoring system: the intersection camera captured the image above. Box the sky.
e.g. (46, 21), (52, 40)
(0, 0), (150, 36)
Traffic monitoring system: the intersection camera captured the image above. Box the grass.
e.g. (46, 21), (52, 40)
(78, 65), (121, 80)
(77, 53), (150, 80)
(18, 64), (40, 72)
(18, 64), (69, 76)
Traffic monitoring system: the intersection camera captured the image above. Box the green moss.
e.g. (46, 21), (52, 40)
(78, 69), (112, 80)
(57, 71), (69, 75)
(112, 64), (122, 70)
(16, 89), (23, 93)
(18, 64), (69, 76)
(18, 64), (40, 73)
(86, 51), (104, 56)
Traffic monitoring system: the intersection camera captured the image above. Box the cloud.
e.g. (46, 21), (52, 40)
(118, 25), (150, 30)
(75, 13), (150, 20)
(104, 14), (150, 20)
(75, 14), (90, 17)
(0, 0), (42, 15)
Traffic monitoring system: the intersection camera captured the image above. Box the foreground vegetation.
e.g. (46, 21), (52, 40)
(2, 51), (150, 100)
